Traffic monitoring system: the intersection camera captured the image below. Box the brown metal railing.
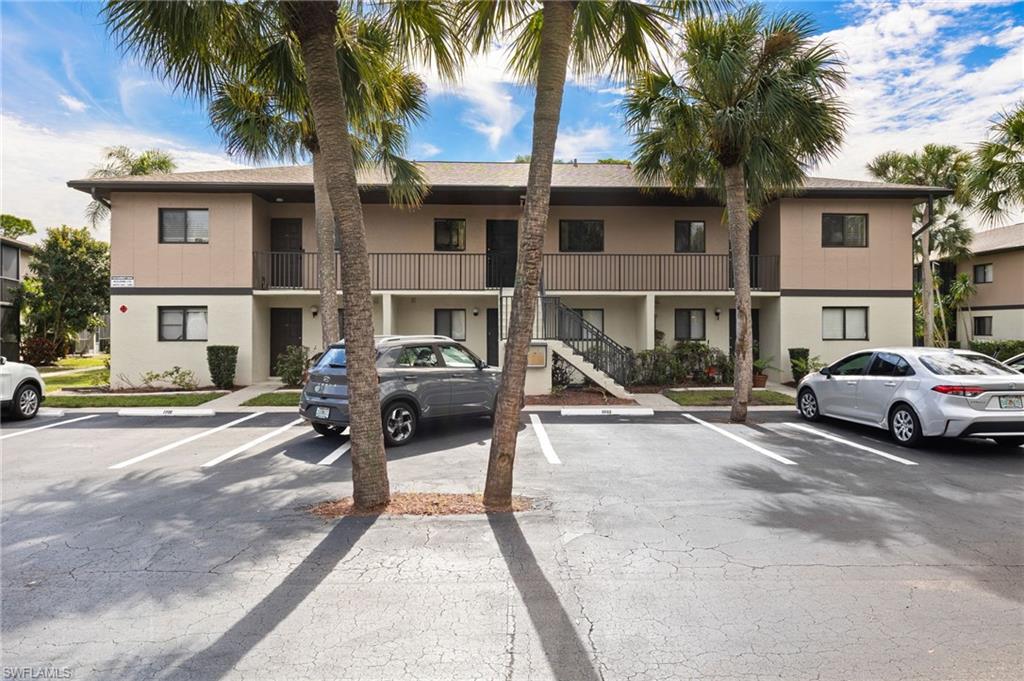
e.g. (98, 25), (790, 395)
(252, 252), (780, 292)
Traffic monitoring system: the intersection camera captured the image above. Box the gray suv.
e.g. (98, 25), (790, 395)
(300, 335), (501, 446)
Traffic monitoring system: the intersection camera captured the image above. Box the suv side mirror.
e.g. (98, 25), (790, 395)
(477, 359), (488, 369)
(820, 366), (832, 378)
(0, 356), (6, 365)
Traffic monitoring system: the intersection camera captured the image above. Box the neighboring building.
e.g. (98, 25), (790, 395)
(954, 223), (1024, 345)
(0, 236), (34, 359)
(68, 162), (946, 391)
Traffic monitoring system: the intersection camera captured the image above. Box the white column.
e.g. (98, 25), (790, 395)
(381, 293), (394, 335)
(643, 293), (657, 349)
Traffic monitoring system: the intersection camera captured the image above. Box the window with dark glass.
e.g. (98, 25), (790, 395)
(158, 306), (208, 341)
(159, 209), (209, 243)
(434, 308), (467, 341)
(434, 218), (466, 251)
(674, 309), (706, 340)
(868, 352), (914, 377)
(674, 221), (706, 253)
(830, 352), (873, 376)
(822, 307), (868, 340)
(559, 220), (604, 252)
(821, 213), (868, 247)
(973, 263), (993, 283)
(1, 244), (19, 280)
(973, 316), (993, 336)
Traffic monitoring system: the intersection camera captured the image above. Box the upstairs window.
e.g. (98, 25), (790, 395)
(821, 213), (868, 247)
(158, 306), (208, 341)
(674, 221), (706, 253)
(160, 208), (209, 243)
(559, 220), (604, 252)
(973, 263), (993, 284)
(1, 244), (19, 280)
(434, 218), (466, 251)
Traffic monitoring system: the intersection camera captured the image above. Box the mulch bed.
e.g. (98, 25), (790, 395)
(308, 492), (533, 518)
(526, 389), (636, 406)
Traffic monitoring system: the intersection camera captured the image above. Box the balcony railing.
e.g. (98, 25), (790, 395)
(252, 252), (780, 292)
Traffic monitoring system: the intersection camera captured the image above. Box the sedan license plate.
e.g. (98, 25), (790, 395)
(998, 395), (1022, 409)
(314, 406), (331, 419)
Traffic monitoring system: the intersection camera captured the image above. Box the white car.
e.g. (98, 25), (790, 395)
(1004, 352), (1024, 373)
(0, 356), (45, 420)
(796, 347), (1024, 448)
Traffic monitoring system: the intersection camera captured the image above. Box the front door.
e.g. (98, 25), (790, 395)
(439, 343), (492, 415)
(729, 308), (761, 359)
(270, 308), (303, 375)
(394, 344), (452, 418)
(486, 220), (518, 287)
(270, 218), (303, 288)
(486, 308), (499, 366)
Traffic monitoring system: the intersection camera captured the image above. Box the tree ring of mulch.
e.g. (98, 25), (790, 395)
(307, 492), (533, 519)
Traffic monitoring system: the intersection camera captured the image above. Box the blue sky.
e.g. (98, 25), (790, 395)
(2, 0), (1022, 239)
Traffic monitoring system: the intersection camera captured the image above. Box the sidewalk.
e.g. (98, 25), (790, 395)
(202, 381), (283, 410)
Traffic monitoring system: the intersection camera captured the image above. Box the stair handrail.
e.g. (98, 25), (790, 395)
(537, 296), (633, 386)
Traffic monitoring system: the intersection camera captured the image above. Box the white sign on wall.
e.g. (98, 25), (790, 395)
(110, 275), (135, 288)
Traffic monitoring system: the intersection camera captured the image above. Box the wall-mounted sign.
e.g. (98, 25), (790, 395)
(527, 343), (547, 368)
(110, 275), (135, 288)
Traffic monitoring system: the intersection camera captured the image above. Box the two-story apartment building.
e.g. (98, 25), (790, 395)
(954, 222), (1024, 344)
(69, 162), (946, 390)
(0, 236), (34, 360)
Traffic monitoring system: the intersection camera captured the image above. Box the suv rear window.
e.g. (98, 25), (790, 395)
(318, 347), (346, 368)
(919, 353), (1016, 376)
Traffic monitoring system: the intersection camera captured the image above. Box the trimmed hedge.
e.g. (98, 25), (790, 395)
(788, 348), (809, 383)
(207, 345), (239, 389)
(969, 339), (1024, 361)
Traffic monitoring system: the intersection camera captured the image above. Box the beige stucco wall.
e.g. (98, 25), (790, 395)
(109, 192), (254, 288)
(391, 293), (497, 360)
(109, 294), (253, 389)
(777, 295), (912, 381)
(957, 309), (1024, 343)
(778, 198), (915, 291)
(549, 293), (646, 350)
(652, 294), (775, 351)
(955, 249), (1024, 308)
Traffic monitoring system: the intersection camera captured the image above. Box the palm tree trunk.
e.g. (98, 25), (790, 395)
(724, 164), (753, 423)
(920, 223), (935, 347)
(312, 149), (340, 348)
(483, 0), (574, 510)
(932, 277), (947, 347)
(286, 0), (390, 510)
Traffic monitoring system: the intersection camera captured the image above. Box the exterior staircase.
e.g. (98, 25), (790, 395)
(500, 294), (634, 399)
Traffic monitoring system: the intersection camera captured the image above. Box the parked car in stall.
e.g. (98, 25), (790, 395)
(0, 356), (44, 420)
(300, 335), (501, 446)
(1003, 351), (1024, 372)
(796, 347), (1024, 447)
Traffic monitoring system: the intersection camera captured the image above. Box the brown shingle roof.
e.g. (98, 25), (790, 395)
(970, 223), (1024, 254)
(68, 161), (950, 195)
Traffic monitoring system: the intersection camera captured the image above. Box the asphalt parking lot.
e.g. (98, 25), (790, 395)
(1, 408), (1022, 680)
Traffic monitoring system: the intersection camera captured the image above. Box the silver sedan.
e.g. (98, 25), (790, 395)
(796, 348), (1024, 447)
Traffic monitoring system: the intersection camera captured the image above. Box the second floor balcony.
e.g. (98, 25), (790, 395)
(252, 251), (781, 293)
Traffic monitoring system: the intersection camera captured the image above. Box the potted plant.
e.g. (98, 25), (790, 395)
(752, 356), (775, 388)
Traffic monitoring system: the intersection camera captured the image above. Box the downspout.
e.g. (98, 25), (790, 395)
(911, 193), (934, 239)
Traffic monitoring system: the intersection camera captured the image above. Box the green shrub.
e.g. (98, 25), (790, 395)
(788, 348), (809, 382)
(630, 346), (678, 386)
(551, 354), (573, 390)
(969, 339), (1024, 361)
(790, 353), (825, 382)
(139, 366), (199, 390)
(21, 337), (66, 366)
(207, 345), (239, 389)
(276, 345), (309, 387)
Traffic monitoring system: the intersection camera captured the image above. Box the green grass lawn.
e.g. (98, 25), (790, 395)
(665, 389), (795, 407)
(44, 368), (110, 393)
(39, 354), (110, 374)
(44, 392), (222, 408)
(241, 391), (301, 407)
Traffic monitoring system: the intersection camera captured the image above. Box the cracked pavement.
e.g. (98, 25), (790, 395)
(1, 410), (1021, 680)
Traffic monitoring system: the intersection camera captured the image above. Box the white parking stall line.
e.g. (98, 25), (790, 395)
(0, 414), (98, 441)
(781, 422), (919, 466)
(109, 412), (264, 470)
(202, 418), (304, 468)
(682, 413), (797, 466)
(530, 414), (561, 465)
(317, 441), (351, 466)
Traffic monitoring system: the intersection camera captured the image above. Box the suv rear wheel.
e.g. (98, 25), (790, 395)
(312, 422), (343, 437)
(382, 401), (416, 447)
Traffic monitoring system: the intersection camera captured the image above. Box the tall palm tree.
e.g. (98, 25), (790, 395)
(947, 272), (977, 346)
(86, 146), (176, 227)
(867, 144), (973, 347)
(461, 0), (719, 509)
(103, 0), (462, 510)
(627, 6), (847, 423)
(208, 10), (428, 349)
(970, 101), (1024, 223)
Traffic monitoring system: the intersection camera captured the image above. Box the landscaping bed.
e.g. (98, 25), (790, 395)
(664, 389), (795, 407)
(44, 393), (224, 408)
(308, 493), (533, 518)
(526, 389), (636, 406)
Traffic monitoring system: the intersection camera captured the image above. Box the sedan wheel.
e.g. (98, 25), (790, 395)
(889, 405), (922, 447)
(798, 389), (820, 421)
(12, 384), (40, 420)
(383, 402), (416, 447)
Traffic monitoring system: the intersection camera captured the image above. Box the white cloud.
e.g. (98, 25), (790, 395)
(554, 125), (615, 161)
(412, 142), (442, 159)
(0, 114), (244, 242)
(58, 94), (88, 112)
